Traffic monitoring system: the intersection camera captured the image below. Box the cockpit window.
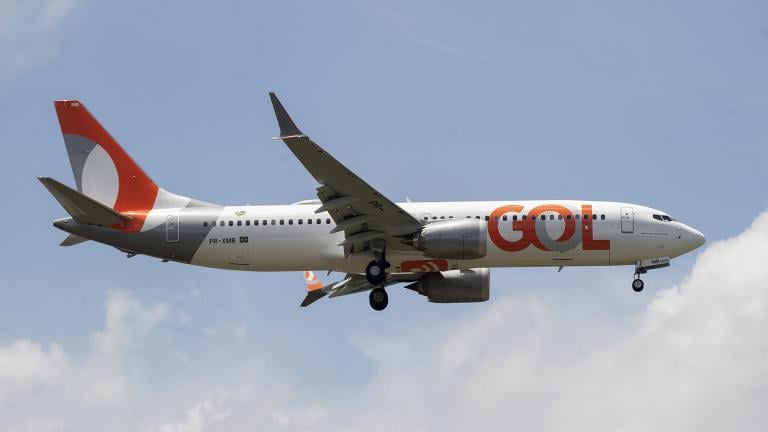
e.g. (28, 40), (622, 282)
(653, 214), (676, 222)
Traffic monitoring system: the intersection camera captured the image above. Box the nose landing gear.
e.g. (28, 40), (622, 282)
(631, 256), (670, 293)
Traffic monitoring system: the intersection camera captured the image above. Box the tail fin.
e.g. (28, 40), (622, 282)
(54, 100), (159, 213)
(301, 271), (329, 307)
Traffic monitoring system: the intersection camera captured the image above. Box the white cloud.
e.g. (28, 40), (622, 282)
(0, 291), (168, 429)
(0, 0), (84, 79)
(0, 339), (69, 399)
(158, 399), (232, 432)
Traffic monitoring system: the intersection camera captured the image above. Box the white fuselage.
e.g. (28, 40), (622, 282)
(187, 200), (704, 273)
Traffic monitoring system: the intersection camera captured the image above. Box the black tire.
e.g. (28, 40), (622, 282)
(365, 260), (386, 285)
(632, 278), (644, 293)
(369, 288), (388, 311)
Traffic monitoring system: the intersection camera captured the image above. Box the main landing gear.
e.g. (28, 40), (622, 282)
(365, 243), (390, 311)
(632, 276), (645, 293)
(369, 288), (389, 311)
(365, 260), (387, 285)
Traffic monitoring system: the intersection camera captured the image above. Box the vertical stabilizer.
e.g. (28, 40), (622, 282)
(54, 100), (159, 213)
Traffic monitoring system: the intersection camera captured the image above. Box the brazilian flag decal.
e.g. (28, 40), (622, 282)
(239, 236), (249, 244)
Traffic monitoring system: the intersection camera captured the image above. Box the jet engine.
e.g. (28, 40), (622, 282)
(406, 268), (490, 303)
(409, 219), (487, 259)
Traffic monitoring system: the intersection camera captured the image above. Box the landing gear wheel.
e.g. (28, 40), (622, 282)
(632, 278), (645, 293)
(369, 288), (388, 311)
(365, 260), (387, 285)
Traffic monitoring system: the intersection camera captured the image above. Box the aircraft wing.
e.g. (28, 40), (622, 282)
(269, 93), (422, 256)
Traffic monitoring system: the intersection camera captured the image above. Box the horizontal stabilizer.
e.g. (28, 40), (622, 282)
(38, 177), (131, 226)
(301, 289), (329, 307)
(60, 234), (90, 246)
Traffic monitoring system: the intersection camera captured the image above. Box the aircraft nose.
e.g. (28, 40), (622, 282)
(685, 225), (706, 250)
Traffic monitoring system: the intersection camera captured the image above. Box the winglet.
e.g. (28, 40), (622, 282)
(269, 92), (304, 138)
(301, 271), (329, 307)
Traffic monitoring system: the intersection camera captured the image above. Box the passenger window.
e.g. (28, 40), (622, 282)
(512, 215), (517, 221)
(203, 222), (208, 227)
(316, 219), (321, 224)
(522, 215), (527, 220)
(593, 214), (597, 220)
(298, 219), (303, 225)
(600, 214), (605, 220)
(567, 214), (572, 220)
(280, 220), (284, 225)
(246, 220), (251, 226)
(494, 216), (500, 221)
(308, 219), (312, 224)
(271, 220), (276, 225)
(575, 215), (580, 220)
(432, 216), (437, 220)
(326, 218), (331, 224)
(550, 214), (555, 220)
(228, 221), (233, 226)
(502, 215), (507, 221)
(448, 216), (454, 219)
(237, 220), (242, 226)
(476, 216), (481, 219)
(484, 216), (489, 221)
(220, 221), (225, 227)
(262, 220), (267, 226)
(440, 216), (445, 220)
(531, 214), (537, 220)
(288, 219), (293, 225)
(558, 215), (563, 220)
(424, 217), (429, 220)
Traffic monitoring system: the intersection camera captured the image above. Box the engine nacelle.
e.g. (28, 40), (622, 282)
(411, 219), (487, 259)
(408, 268), (490, 303)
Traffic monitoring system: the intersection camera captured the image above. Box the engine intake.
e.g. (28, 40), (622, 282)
(407, 268), (490, 303)
(410, 219), (487, 259)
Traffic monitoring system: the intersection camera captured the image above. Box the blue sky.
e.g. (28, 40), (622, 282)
(1, 1), (767, 430)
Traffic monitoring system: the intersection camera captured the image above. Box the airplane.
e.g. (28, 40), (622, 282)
(40, 94), (706, 311)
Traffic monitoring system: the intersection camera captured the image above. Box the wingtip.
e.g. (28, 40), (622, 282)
(268, 92), (303, 137)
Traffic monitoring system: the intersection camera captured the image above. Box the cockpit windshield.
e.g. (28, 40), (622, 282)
(653, 214), (676, 222)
